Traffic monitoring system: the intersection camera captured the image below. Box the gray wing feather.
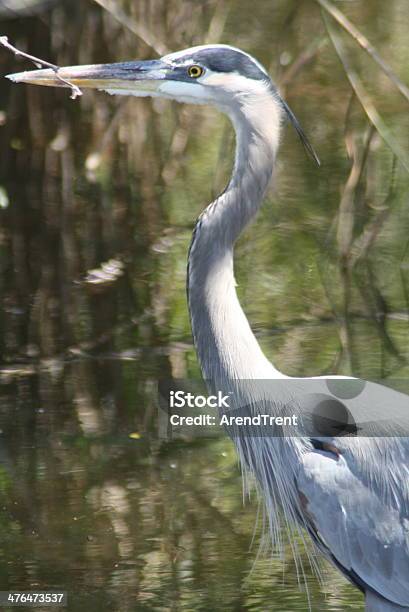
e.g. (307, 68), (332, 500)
(297, 437), (409, 606)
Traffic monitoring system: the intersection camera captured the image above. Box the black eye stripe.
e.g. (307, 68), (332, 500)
(176, 49), (267, 81)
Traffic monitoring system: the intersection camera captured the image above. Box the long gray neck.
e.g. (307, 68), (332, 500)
(187, 94), (285, 383)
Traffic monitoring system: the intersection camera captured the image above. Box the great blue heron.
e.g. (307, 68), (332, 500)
(7, 44), (409, 611)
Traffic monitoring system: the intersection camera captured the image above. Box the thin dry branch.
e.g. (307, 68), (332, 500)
(399, 240), (409, 328)
(322, 15), (409, 175)
(91, 0), (168, 56)
(314, 0), (409, 104)
(336, 126), (375, 258)
(204, 0), (232, 45)
(349, 157), (397, 267)
(0, 35), (82, 99)
(279, 36), (327, 88)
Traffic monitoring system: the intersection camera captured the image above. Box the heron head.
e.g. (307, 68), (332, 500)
(6, 44), (319, 164)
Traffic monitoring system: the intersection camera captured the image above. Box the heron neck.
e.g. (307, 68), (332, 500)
(187, 97), (285, 382)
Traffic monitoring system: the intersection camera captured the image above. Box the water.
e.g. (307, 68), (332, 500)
(0, 0), (409, 609)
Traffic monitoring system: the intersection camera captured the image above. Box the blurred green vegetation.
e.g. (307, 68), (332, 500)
(0, 0), (408, 609)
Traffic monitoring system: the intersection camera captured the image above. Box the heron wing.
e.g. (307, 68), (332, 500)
(296, 441), (409, 606)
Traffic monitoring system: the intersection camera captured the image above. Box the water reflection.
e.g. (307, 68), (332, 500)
(1, 0), (408, 609)
(0, 366), (364, 611)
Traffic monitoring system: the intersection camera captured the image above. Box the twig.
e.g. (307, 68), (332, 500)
(0, 35), (82, 99)
(350, 156), (397, 266)
(279, 36), (327, 88)
(91, 0), (168, 56)
(336, 126), (375, 258)
(399, 237), (409, 330)
(204, 0), (232, 45)
(322, 15), (409, 175)
(314, 0), (409, 104)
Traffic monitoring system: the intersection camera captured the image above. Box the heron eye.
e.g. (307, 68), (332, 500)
(188, 65), (204, 78)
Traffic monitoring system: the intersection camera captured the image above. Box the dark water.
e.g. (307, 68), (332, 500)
(0, 0), (409, 609)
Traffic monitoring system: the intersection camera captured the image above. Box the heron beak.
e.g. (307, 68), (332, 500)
(6, 59), (168, 93)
